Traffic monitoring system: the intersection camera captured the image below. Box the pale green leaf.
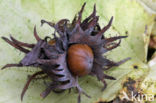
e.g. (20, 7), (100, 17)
(0, 0), (155, 103)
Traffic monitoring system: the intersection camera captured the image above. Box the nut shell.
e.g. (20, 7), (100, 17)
(48, 39), (55, 45)
(67, 44), (94, 76)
